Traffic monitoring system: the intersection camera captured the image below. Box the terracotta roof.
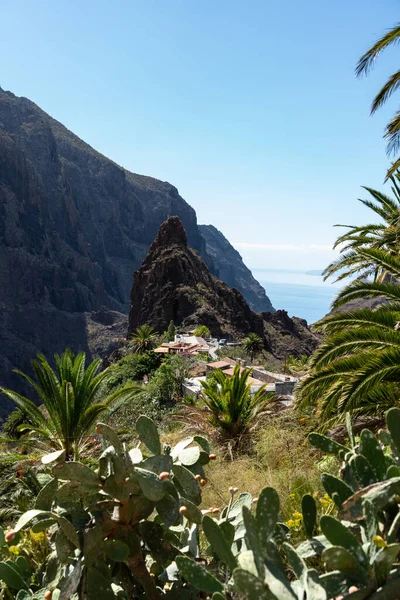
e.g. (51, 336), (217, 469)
(154, 347), (170, 353)
(209, 360), (232, 370)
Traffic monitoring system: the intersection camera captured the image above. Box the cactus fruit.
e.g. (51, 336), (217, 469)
(5, 531), (15, 542)
(209, 454), (217, 460)
(159, 471), (170, 480)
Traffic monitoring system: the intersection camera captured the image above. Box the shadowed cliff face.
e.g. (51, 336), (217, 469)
(0, 88), (275, 416)
(128, 217), (319, 359)
(199, 224), (274, 313)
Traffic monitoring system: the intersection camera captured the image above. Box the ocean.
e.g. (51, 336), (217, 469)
(252, 269), (343, 325)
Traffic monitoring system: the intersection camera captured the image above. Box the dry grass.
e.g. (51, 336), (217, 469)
(199, 412), (323, 520)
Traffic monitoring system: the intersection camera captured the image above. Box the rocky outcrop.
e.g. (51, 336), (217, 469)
(128, 217), (319, 359)
(0, 88), (274, 417)
(199, 224), (274, 313)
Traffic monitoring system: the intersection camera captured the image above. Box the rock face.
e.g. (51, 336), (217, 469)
(128, 217), (319, 359)
(199, 224), (274, 313)
(0, 88), (274, 417)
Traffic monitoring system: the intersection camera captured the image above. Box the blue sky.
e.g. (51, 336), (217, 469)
(1, 0), (399, 270)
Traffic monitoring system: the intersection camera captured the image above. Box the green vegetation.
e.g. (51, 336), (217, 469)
(165, 320), (176, 342)
(200, 365), (271, 439)
(1, 410), (400, 598)
(193, 325), (211, 338)
(0, 350), (140, 460)
(296, 176), (400, 426)
(129, 324), (158, 353)
(242, 332), (264, 363)
(357, 20), (400, 178)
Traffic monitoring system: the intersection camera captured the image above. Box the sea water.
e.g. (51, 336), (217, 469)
(252, 268), (343, 325)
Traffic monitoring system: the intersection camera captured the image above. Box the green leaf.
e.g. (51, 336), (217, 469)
(171, 437), (194, 460)
(256, 487), (280, 546)
(194, 435), (211, 455)
(58, 516), (80, 548)
(15, 509), (54, 533)
(373, 544), (400, 586)
(351, 455), (377, 487)
(308, 433), (349, 455)
(52, 462), (99, 487)
(243, 506), (264, 576)
(228, 492), (253, 519)
(346, 412), (355, 449)
(282, 542), (307, 585)
(321, 473), (353, 508)
(296, 535), (332, 559)
(322, 546), (369, 585)
(172, 464), (201, 505)
(202, 515), (237, 571)
(15, 557), (31, 580)
(339, 477), (400, 521)
(175, 556), (223, 594)
(31, 518), (57, 533)
(0, 562), (29, 590)
(156, 493), (180, 527)
(363, 499), (378, 540)
(96, 422), (123, 453)
(136, 415), (161, 455)
(135, 467), (166, 501)
(233, 568), (275, 600)
(179, 446), (200, 466)
(179, 497), (203, 525)
(35, 478), (58, 511)
(302, 494), (317, 538)
(141, 454), (173, 474)
(359, 429), (387, 480)
(87, 566), (115, 600)
(16, 591), (32, 600)
(103, 539), (129, 562)
(263, 558), (297, 599)
(41, 449), (66, 465)
(320, 515), (369, 571)
(0, 526), (5, 547)
(386, 408), (400, 455)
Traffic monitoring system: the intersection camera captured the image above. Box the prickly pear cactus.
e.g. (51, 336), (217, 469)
(0, 416), (212, 599)
(176, 410), (400, 599)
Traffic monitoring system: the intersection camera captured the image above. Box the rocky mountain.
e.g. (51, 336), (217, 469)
(199, 225), (274, 313)
(0, 88), (274, 416)
(128, 217), (319, 359)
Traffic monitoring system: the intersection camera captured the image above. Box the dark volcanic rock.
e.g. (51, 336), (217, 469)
(128, 217), (319, 359)
(0, 88), (274, 417)
(199, 224), (274, 313)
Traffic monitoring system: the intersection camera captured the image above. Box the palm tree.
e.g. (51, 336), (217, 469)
(356, 21), (400, 178)
(324, 176), (400, 283)
(200, 365), (270, 437)
(242, 333), (264, 363)
(130, 324), (157, 354)
(0, 349), (140, 460)
(296, 247), (400, 426)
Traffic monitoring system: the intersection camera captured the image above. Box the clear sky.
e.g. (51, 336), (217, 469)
(1, 0), (400, 270)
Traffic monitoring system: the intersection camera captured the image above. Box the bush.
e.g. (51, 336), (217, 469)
(107, 351), (161, 389)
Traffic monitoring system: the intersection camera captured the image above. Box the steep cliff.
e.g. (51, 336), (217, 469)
(199, 224), (274, 313)
(0, 88), (274, 416)
(128, 217), (319, 359)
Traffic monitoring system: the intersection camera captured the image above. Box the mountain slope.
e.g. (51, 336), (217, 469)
(0, 88), (274, 415)
(199, 224), (274, 312)
(128, 217), (319, 359)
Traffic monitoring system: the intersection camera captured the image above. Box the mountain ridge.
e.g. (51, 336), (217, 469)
(0, 87), (274, 415)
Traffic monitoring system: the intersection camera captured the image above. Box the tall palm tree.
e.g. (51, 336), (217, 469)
(296, 248), (400, 426)
(130, 325), (157, 354)
(324, 176), (400, 283)
(356, 21), (400, 178)
(242, 333), (264, 363)
(0, 349), (140, 460)
(200, 365), (270, 437)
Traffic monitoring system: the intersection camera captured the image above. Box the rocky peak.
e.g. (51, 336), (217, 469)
(128, 218), (320, 360)
(149, 216), (188, 252)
